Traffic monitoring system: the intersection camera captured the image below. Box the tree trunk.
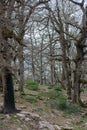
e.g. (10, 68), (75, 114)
(60, 35), (72, 100)
(2, 68), (17, 113)
(31, 43), (35, 81)
(72, 44), (83, 104)
(73, 69), (81, 104)
(19, 45), (24, 92)
(49, 44), (55, 86)
(40, 52), (43, 85)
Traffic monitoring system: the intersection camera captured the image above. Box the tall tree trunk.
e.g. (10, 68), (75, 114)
(72, 43), (83, 104)
(60, 34), (72, 100)
(31, 43), (35, 81)
(50, 61), (55, 86)
(19, 45), (24, 92)
(2, 68), (17, 113)
(40, 38), (44, 85)
(49, 44), (55, 86)
(73, 68), (81, 104)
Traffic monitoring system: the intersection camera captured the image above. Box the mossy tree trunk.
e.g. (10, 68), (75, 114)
(19, 45), (24, 92)
(72, 39), (84, 105)
(2, 68), (17, 113)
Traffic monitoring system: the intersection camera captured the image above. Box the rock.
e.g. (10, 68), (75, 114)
(25, 118), (31, 121)
(16, 113), (26, 118)
(17, 128), (22, 130)
(66, 122), (71, 125)
(39, 121), (55, 130)
(6, 114), (11, 119)
(81, 123), (87, 128)
(13, 115), (17, 118)
(54, 125), (61, 130)
(0, 116), (5, 120)
(28, 112), (40, 120)
(21, 111), (30, 115)
(19, 105), (27, 109)
(62, 126), (74, 130)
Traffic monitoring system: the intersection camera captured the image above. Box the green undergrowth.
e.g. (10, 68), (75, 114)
(45, 90), (82, 114)
(21, 84), (84, 115)
(73, 126), (87, 130)
(54, 85), (62, 91)
(26, 81), (39, 90)
(45, 91), (67, 110)
(65, 103), (82, 115)
(25, 95), (38, 103)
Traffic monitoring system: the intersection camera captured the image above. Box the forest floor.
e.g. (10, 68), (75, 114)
(0, 85), (87, 130)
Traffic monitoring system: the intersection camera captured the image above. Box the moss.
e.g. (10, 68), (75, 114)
(54, 85), (62, 91)
(25, 95), (38, 103)
(26, 81), (39, 91)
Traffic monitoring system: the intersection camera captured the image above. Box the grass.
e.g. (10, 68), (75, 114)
(0, 121), (7, 128)
(45, 90), (83, 113)
(25, 95), (38, 103)
(26, 81), (39, 91)
(54, 85), (62, 91)
(45, 91), (68, 110)
(64, 103), (82, 115)
(73, 126), (87, 130)
(0, 84), (87, 130)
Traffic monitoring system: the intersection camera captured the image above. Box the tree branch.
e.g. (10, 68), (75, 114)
(68, 0), (84, 11)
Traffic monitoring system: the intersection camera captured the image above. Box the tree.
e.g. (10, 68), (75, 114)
(44, 0), (87, 104)
(68, 0), (87, 104)
(0, 0), (50, 113)
(0, 0), (18, 113)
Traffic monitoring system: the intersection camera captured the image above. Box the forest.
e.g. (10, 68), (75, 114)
(0, 0), (87, 130)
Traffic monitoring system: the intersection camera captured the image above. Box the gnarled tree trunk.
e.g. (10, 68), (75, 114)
(2, 68), (17, 113)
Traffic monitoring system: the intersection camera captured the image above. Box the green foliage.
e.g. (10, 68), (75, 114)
(57, 92), (67, 110)
(46, 91), (59, 99)
(46, 91), (82, 112)
(25, 95), (38, 103)
(37, 91), (47, 100)
(73, 126), (87, 130)
(54, 85), (62, 91)
(58, 98), (67, 110)
(46, 91), (67, 110)
(65, 103), (82, 115)
(26, 81), (39, 91)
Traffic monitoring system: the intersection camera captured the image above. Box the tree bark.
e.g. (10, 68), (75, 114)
(2, 68), (17, 113)
(72, 43), (83, 104)
(19, 45), (24, 92)
(60, 33), (72, 100)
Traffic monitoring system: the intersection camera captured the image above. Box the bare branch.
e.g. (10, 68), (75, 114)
(24, 0), (50, 26)
(68, 0), (85, 11)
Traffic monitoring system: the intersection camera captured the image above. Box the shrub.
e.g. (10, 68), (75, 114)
(57, 92), (67, 110)
(58, 98), (67, 110)
(26, 81), (39, 91)
(65, 103), (82, 114)
(46, 91), (59, 99)
(48, 86), (53, 89)
(37, 91), (47, 100)
(54, 85), (62, 91)
(25, 95), (38, 103)
(46, 91), (68, 110)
